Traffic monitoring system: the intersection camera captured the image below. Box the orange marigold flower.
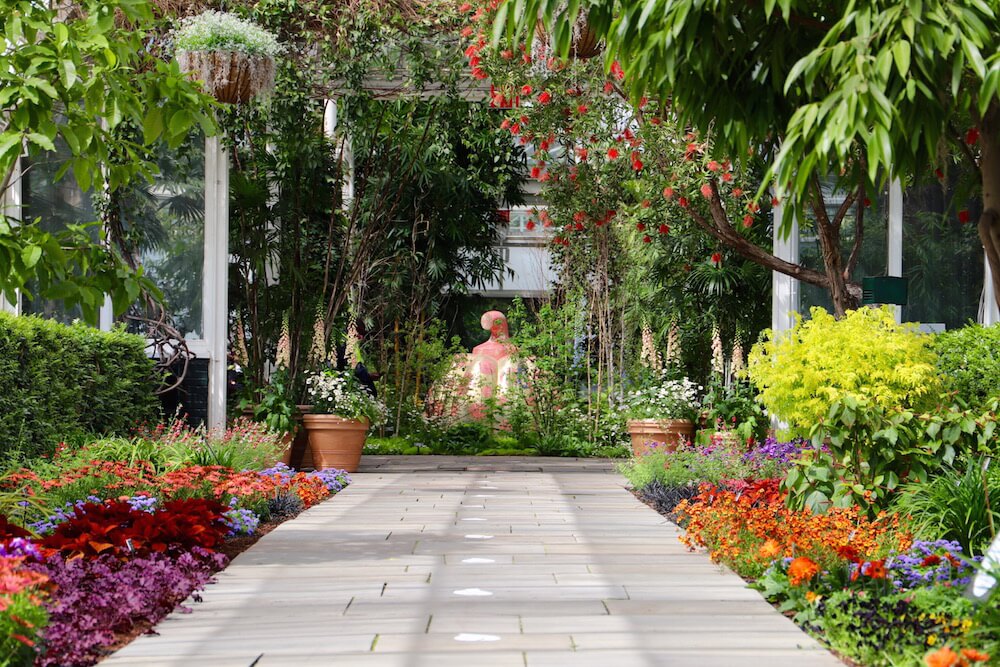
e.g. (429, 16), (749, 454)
(960, 649), (990, 663)
(788, 557), (820, 586)
(804, 591), (820, 604)
(758, 539), (781, 560)
(925, 647), (961, 667)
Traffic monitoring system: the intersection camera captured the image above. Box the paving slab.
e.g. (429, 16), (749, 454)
(104, 455), (842, 667)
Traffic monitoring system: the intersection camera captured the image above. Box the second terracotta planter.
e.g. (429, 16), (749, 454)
(627, 419), (695, 457)
(301, 414), (370, 472)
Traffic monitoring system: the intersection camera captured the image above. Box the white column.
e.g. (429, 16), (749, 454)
(982, 255), (1000, 325)
(326, 99), (354, 208)
(204, 135), (230, 430)
(887, 179), (904, 322)
(771, 201), (799, 332)
(1, 158), (21, 315)
(98, 297), (113, 331)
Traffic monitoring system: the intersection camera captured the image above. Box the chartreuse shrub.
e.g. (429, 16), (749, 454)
(0, 313), (159, 460)
(934, 323), (1000, 410)
(747, 306), (940, 434)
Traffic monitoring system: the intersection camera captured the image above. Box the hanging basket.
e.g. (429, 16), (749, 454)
(176, 50), (276, 104)
(534, 12), (602, 60)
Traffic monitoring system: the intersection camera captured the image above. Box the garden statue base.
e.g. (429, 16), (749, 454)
(302, 414), (369, 472)
(627, 419), (694, 457)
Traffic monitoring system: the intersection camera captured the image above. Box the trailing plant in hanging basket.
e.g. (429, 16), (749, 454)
(534, 11), (602, 60)
(173, 11), (281, 104)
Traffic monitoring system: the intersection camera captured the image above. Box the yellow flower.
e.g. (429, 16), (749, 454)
(927, 634), (939, 646)
(805, 591), (820, 604)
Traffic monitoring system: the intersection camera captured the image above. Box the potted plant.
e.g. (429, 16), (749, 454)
(624, 375), (700, 456)
(173, 11), (281, 104)
(301, 369), (385, 472)
(239, 367), (298, 467)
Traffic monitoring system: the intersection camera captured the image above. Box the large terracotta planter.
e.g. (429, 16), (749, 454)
(301, 414), (370, 472)
(627, 419), (695, 457)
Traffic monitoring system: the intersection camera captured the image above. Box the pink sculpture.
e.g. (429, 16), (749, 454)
(426, 310), (519, 421)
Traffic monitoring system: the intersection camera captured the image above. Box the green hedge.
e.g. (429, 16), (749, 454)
(0, 313), (159, 459)
(934, 322), (1000, 410)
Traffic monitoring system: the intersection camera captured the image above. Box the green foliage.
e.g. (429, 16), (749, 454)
(702, 379), (769, 444)
(173, 11), (282, 56)
(242, 368), (297, 434)
(0, 313), (159, 460)
(0, 589), (48, 667)
(619, 447), (752, 490)
(935, 324), (1000, 410)
(748, 306), (940, 433)
(0, 0), (217, 319)
(893, 457), (1000, 557)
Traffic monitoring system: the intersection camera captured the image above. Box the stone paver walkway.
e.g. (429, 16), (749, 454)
(105, 457), (842, 667)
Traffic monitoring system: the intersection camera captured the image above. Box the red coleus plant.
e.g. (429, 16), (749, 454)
(41, 498), (228, 559)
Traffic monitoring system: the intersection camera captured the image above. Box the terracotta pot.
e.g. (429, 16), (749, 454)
(627, 419), (695, 457)
(301, 414), (369, 472)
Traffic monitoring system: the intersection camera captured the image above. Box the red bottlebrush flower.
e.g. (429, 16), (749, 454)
(641, 199), (651, 208)
(606, 209), (617, 218)
(460, 26), (474, 38)
(574, 222), (585, 231)
(642, 234), (652, 243)
(710, 252), (722, 265)
(519, 115), (529, 125)
(632, 159), (644, 171)
(649, 116), (662, 125)
(658, 224), (670, 235)
(959, 209), (971, 223)
(459, 2), (472, 11)
(742, 214), (754, 228)
(471, 68), (488, 79)
(747, 201), (760, 213)
(732, 187), (744, 197)
(464, 44), (479, 57)
(700, 183), (713, 198)
(607, 147), (619, 160)
(573, 211), (586, 223)
(521, 84), (533, 95)
(509, 123), (521, 135)
(611, 60), (625, 80)
(967, 127), (980, 144)
(576, 147), (588, 161)
(636, 222), (646, 232)
(553, 236), (564, 245)
(522, 52), (532, 64)
(603, 81), (614, 94)
(542, 219), (552, 228)
(721, 172), (733, 182)
(468, 54), (481, 67)
(525, 220), (536, 231)
(530, 166), (542, 179)
(577, 104), (588, 114)
(538, 90), (552, 104)
(639, 96), (648, 107)
(500, 49), (514, 60)
(678, 196), (689, 208)
(662, 186), (675, 199)
(707, 160), (721, 172)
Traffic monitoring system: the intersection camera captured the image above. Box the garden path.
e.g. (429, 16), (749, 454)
(104, 456), (843, 667)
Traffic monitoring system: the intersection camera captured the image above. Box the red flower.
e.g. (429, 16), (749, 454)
(935, 168), (945, 180)
(603, 81), (614, 94)
(459, 2), (472, 11)
(721, 172), (733, 182)
(607, 148), (619, 160)
(658, 224), (670, 235)
(742, 214), (753, 228)
(538, 90), (552, 104)
(642, 234), (652, 243)
(632, 159), (644, 171)
(525, 220), (536, 231)
(574, 222), (584, 231)
(641, 199), (651, 209)
(611, 60), (625, 80)
(662, 186), (674, 199)
(700, 183), (713, 198)
(576, 147), (588, 161)
(573, 211), (586, 223)
(471, 68), (487, 79)
(787, 557), (820, 586)
(836, 545), (861, 563)
(732, 187), (743, 197)
(636, 222), (646, 232)
(460, 26), (473, 38)
(530, 166), (542, 179)
(966, 128), (980, 144)
(707, 160), (721, 171)
(959, 209), (971, 223)
(500, 49), (513, 60)
(521, 84), (533, 95)
(576, 104), (588, 114)
(921, 555), (942, 567)
(678, 196), (689, 208)
(710, 252), (722, 265)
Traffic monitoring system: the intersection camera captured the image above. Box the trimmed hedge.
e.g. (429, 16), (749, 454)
(934, 322), (1000, 410)
(0, 313), (159, 458)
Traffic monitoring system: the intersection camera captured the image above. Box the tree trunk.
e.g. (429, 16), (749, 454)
(814, 214), (857, 317)
(979, 104), (1000, 311)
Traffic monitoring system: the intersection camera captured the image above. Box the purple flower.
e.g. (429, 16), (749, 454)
(885, 539), (980, 590)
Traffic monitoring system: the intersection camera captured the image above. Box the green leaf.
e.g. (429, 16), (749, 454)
(20, 245), (41, 269)
(26, 132), (56, 151)
(892, 41), (910, 77)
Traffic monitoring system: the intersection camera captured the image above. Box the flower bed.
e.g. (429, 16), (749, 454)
(0, 421), (351, 666)
(624, 440), (998, 666)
